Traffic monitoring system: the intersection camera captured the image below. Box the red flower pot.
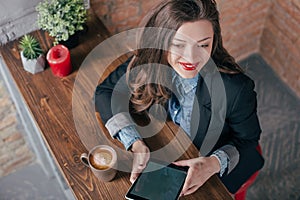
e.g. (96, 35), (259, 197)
(46, 45), (72, 77)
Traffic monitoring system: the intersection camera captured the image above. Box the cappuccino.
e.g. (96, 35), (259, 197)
(81, 145), (117, 182)
(90, 149), (113, 170)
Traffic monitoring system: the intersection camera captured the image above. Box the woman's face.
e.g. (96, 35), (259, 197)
(167, 20), (214, 78)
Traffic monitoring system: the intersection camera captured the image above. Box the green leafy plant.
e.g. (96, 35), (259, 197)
(19, 35), (43, 60)
(36, 0), (87, 45)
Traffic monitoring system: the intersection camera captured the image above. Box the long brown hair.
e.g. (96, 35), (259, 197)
(127, 0), (243, 113)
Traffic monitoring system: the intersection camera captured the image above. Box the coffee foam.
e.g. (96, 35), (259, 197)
(90, 149), (113, 170)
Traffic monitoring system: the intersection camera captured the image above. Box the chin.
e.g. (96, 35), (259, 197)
(177, 67), (201, 79)
(177, 70), (198, 79)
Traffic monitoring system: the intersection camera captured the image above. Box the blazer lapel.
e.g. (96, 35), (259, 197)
(191, 74), (211, 150)
(191, 60), (227, 155)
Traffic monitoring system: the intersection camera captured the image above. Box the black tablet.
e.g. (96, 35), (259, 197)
(125, 160), (188, 200)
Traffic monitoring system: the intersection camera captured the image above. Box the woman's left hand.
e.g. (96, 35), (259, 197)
(173, 156), (221, 196)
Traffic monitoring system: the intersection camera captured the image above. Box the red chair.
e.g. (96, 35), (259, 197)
(234, 145), (262, 200)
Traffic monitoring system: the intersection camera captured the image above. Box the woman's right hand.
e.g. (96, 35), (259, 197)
(130, 140), (150, 183)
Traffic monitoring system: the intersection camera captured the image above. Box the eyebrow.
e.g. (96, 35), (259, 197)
(173, 37), (212, 43)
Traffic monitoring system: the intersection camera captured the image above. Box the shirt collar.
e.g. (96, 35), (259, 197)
(172, 71), (199, 93)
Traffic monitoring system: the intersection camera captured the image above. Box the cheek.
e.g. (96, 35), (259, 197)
(207, 42), (214, 55)
(195, 48), (211, 63)
(202, 43), (213, 56)
(202, 51), (211, 65)
(205, 47), (212, 59)
(167, 52), (179, 67)
(207, 46), (213, 55)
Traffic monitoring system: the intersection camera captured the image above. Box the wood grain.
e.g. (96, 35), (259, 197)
(0, 10), (232, 200)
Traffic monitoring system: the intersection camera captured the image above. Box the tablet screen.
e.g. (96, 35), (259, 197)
(126, 161), (188, 200)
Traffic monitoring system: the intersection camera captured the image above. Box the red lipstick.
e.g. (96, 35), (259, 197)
(179, 62), (198, 71)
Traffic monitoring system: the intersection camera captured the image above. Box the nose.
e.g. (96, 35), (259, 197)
(183, 45), (199, 63)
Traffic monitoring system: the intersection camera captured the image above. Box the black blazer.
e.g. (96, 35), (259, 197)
(95, 58), (264, 193)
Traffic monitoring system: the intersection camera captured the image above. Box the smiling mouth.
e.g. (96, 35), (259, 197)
(179, 62), (198, 71)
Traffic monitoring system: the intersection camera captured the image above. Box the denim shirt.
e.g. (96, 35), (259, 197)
(168, 72), (199, 136)
(114, 72), (229, 176)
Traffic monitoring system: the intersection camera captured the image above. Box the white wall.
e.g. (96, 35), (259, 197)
(0, 0), (42, 44)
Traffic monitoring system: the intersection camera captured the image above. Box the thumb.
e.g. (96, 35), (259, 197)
(173, 159), (190, 167)
(130, 172), (139, 184)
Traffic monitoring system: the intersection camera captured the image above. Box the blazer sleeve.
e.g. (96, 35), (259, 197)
(94, 57), (132, 124)
(227, 77), (262, 148)
(221, 76), (264, 193)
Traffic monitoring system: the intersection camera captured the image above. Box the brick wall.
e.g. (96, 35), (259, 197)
(91, 0), (271, 61)
(260, 0), (300, 97)
(0, 79), (34, 177)
(91, 0), (160, 33)
(217, 0), (271, 61)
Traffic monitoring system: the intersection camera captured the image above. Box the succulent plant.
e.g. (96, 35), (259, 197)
(19, 35), (43, 60)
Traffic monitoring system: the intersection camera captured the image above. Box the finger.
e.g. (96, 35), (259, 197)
(133, 162), (146, 173)
(130, 161), (147, 183)
(136, 152), (149, 168)
(132, 153), (149, 172)
(130, 172), (139, 183)
(181, 168), (195, 194)
(131, 152), (150, 183)
(130, 160), (148, 183)
(182, 185), (199, 196)
(173, 159), (190, 167)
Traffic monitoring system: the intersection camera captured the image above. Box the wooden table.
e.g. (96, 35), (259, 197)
(0, 10), (232, 200)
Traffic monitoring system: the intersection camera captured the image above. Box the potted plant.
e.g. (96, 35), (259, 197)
(36, 0), (87, 49)
(19, 34), (45, 74)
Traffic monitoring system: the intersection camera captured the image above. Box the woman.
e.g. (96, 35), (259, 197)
(95, 0), (264, 196)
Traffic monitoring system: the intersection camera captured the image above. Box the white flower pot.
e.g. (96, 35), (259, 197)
(20, 51), (45, 74)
